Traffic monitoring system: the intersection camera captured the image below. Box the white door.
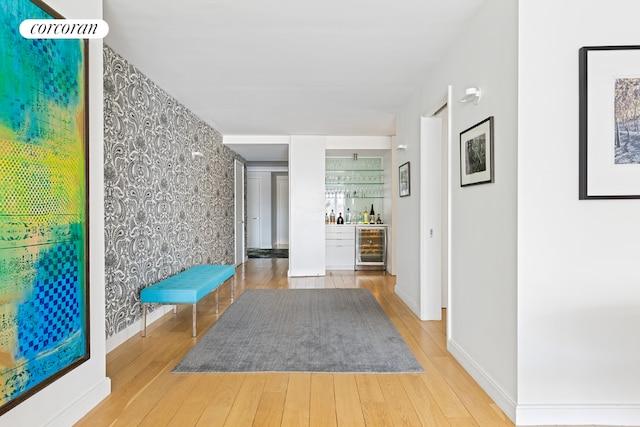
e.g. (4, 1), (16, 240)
(420, 116), (442, 320)
(234, 160), (245, 266)
(247, 177), (261, 248)
(276, 176), (289, 246)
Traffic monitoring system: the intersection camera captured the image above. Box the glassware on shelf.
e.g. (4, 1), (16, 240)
(325, 156), (385, 221)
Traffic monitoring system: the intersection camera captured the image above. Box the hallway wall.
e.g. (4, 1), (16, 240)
(517, 0), (640, 424)
(103, 46), (244, 338)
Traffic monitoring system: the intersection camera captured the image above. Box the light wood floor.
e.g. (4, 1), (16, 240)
(76, 259), (514, 427)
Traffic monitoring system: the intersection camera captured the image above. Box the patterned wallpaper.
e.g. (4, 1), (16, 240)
(103, 45), (244, 338)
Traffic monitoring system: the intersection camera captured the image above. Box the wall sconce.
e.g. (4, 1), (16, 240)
(459, 87), (481, 105)
(191, 151), (204, 160)
(396, 144), (407, 150)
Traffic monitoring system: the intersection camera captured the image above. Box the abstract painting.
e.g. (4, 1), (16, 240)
(0, 0), (89, 414)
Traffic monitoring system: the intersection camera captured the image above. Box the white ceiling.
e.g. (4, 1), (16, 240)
(104, 0), (485, 139)
(228, 143), (289, 162)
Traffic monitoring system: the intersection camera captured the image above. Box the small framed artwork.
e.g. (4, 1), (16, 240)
(399, 162), (410, 197)
(460, 116), (494, 186)
(579, 45), (640, 199)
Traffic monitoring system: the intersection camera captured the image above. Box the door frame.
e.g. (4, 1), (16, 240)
(234, 159), (245, 266)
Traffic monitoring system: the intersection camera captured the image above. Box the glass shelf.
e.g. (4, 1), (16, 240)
(326, 157), (382, 171)
(326, 170), (383, 184)
(326, 169), (384, 173)
(325, 182), (383, 186)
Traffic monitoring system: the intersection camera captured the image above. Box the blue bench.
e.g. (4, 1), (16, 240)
(140, 264), (236, 337)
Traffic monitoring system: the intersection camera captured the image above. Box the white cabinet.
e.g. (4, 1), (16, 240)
(325, 225), (355, 270)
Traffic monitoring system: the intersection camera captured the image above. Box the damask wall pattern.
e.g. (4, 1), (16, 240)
(103, 45), (244, 338)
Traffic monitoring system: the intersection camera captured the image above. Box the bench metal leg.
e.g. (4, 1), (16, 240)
(216, 288), (219, 314)
(142, 304), (147, 337)
(192, 303), (197, 337)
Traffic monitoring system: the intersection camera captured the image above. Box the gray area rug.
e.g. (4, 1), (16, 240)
(173, 289), (423, 373)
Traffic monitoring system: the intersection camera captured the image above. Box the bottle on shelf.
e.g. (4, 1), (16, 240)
(376, 214), (382, 224)
(345, 208), (351, 224)
(357, 210), (363, 223)
(363, 208), (369, 224)
(370, 204), (375, 217)
(325, 212), (329, 224)
(337, 213), (344, 224)
(330, 210), (336, 224)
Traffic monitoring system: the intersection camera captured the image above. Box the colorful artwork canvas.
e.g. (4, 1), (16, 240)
(0, 0), (89, 414)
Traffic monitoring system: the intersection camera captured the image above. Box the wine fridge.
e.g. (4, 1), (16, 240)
(355, 226), (387, 271)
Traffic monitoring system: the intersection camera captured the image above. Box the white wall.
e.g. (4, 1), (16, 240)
(289, 136), (326, 276)
(517, 0), (640, 424)
(0, 0), (110, 425)
(247, 169), (273, 249)
(395, 93), (423, 315)
(395, 0), (518, 418)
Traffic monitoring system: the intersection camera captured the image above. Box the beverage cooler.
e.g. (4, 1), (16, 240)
(355, 226), (387, 270)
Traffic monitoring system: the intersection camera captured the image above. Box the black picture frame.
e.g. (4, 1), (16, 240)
(399, 162), (410, 197)
(460, 116), (494, 187)
(579, 45), (640, 199)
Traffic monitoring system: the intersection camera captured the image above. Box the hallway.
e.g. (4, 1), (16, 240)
(77, 259), (513, 426)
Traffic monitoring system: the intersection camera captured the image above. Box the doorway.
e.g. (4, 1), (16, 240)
(419, 87), (452, 321)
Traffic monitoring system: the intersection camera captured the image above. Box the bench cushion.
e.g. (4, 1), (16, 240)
(140, 264), (235, 304)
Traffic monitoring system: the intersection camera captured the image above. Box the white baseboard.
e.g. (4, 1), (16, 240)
(515, 403), (640, 426)
(287, 269), (325, 277)
(326, 265), (355, 270)
(447, 339), (517, 422)
(46, 378), (111, 427)
(394, 285), (420, 317)
(106, 305), (175, 353)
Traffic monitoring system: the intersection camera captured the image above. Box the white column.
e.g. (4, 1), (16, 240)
(288, 135), (326, 276)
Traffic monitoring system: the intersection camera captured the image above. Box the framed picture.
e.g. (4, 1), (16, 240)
(460, 117), (494, 186)
(399, 162), (410, 197)
(0, 0), (89, 414)
(579, 45), (640, 199)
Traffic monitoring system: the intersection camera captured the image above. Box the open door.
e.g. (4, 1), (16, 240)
(420, 116), (442, 320)
(234, 159), (245, 266)
(246, 177), (261, 248)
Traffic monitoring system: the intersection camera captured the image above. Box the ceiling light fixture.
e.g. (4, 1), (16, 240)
(459, 87), (481, 105)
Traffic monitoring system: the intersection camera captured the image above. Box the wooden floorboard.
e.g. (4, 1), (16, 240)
(76, 258), (514, 427)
